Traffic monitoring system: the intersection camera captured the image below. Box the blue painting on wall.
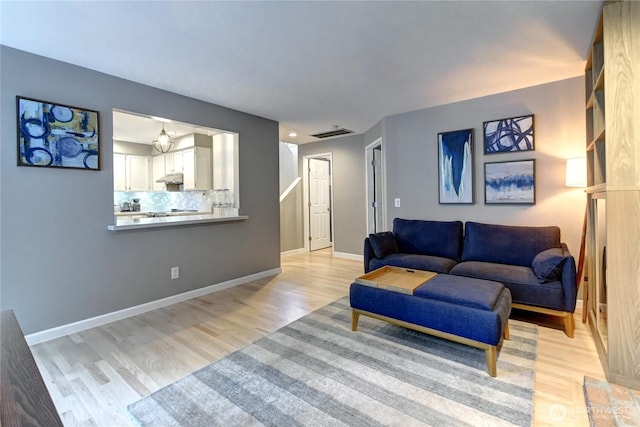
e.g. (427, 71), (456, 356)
(438, 128), (474, 204)
(17, 96), (100, 170)
(484, 159), (535, 204)
(483, 114), (534, 154)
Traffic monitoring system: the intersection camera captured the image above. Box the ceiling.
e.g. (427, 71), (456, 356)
(112, 110), (224, 145)
(0, 1), (602, 144)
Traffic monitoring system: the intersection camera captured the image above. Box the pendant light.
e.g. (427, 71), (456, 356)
(152, 123), (174, 153)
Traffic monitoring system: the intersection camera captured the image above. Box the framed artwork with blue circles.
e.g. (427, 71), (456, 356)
(17, 96), (100, 170)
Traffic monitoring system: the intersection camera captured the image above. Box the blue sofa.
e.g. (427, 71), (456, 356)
(364, 218), (577, 337)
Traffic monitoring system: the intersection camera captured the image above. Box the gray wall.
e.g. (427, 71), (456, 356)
(280, 183), (304, 252)
(0, 47), (280, 334)
(286, 77), (585, 264)
(279, 142), (298, 195)
(298, 134), (367, 255)
(363, 120), (383, 146)
(383, 76), (586, 257)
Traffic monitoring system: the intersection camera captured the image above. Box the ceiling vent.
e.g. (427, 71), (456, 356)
(310, 128), (354, 139)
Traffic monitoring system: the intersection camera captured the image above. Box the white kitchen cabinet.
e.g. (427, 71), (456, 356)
(165, 151), (183, 173)
(126, 155), (150, 191)
(113, 153), (127, 191)
(114, 153), (150, 191)
(151, 155), (165, 191)
(182, 147), (211, 190)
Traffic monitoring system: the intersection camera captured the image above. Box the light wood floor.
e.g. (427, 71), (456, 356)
(31, 249), (605, 426)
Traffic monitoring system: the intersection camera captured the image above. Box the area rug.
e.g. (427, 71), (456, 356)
(128, 297), (537, 426)
(583, 376), (640, 426)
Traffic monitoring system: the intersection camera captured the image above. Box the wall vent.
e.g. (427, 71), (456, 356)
(310, 128), (354, 139)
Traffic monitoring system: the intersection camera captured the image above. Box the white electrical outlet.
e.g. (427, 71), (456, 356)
(395, 198), (401, 207)
(171, 266), (179, 280)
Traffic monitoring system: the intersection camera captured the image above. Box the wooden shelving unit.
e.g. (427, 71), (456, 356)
(585, 1), (640, 390)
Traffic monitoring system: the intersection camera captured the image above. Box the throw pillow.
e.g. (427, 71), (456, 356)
(531, 247), (566, 283)
(369, 232), (398, 259)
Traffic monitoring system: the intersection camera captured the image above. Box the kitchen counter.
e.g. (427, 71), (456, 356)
(108, 213), (248, 231)
(113, 210), (206, 217)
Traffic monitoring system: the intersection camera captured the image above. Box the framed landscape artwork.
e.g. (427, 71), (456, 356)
(438, 128), (474, 204)
(484, 159), (535, 205)
(483, 114), (534, 154)
(17, 96), (100, 170)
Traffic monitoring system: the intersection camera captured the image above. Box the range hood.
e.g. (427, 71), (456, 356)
(156, 172), (183, 184)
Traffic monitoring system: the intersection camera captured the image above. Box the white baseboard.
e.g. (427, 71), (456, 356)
(281, 248), (307, 256)
(332, 251), (363, 261)
(26, 267), (282, 346)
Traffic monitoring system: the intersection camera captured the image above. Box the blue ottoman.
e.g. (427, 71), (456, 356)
(350, 273), (512, 376)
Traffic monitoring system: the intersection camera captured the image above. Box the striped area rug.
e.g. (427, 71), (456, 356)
(128, 297), (537, 426)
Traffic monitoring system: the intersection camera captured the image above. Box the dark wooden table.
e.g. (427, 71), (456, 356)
(1, 310), (63, 426)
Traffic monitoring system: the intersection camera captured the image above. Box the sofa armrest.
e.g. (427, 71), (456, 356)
(560, 243), (578, 312)
(364, 237), (375, 273)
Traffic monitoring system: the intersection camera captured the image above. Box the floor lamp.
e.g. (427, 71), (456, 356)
(565, 157), (587, 322)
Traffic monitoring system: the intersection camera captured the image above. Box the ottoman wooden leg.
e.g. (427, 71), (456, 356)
(351, 310), (360, 331)
(485, 346), (497, 377)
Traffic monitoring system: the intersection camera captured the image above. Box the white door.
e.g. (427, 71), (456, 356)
(309, 158), (332, 251)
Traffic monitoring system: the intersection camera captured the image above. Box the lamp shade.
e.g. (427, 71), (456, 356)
(565, 157), (587, 187)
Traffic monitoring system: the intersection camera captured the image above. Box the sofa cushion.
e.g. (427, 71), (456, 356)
(450, 261), (565, 311)
(393, 218), (463, 261)
(462, 222), (561, 267)
(531, 248), (567, 283)
(414, 274), (504, 311)
(450, 261), (536, 286)
(369, 253), (457, 274)
(368, 232), (398, 259)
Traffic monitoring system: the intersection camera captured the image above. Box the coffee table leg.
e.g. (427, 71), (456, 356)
(485, 346), (497, 377)
(351, 310), (360, 331)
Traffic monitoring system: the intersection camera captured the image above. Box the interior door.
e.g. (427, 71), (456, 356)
(373, 145), (384, 232)
(309, 158), (332, 251)
(366, 140), (385, 234)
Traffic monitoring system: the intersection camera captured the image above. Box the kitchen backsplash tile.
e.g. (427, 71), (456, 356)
(115, 191), (217, 213)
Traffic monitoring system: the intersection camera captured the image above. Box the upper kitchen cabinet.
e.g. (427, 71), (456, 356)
(152, 151), (183, 190)
(113, 140), (153, 191)
(183, 146), (211, 191)
(166, 151), (183, 174)
(113, 152), (150, 191)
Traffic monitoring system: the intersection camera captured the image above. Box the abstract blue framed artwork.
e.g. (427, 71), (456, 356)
(484, 159), (535, 205)
(438, 128), (474, 204)
(483, 114), (534, 154)
(17, 96), (100, 170)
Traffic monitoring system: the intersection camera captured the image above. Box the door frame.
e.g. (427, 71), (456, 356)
(303, 153), (334, 252)
(365, 138), (387, 233)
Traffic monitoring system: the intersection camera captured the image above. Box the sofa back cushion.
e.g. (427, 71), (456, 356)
(462, 222), (561, 267)
(393, 218), (463, 261)
(368, 232), (398, 258)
